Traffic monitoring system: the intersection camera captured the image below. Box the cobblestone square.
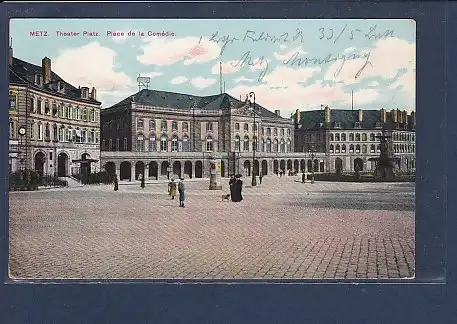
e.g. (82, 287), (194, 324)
(8, 176), (415, 280)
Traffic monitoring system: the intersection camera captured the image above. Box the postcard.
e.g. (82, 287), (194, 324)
(8, 18), (416, 280)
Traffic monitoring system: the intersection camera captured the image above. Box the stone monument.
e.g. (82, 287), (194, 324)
(368, 132), (400, 180)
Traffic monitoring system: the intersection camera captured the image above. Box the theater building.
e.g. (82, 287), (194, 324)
(100, 89), (298, 180)
(293, 106), (416, 173)
(8, 46), (102, 176)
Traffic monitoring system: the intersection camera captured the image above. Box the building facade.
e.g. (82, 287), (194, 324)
(100, 89), (296, 180)
(293, 106), (416, 174)
(8, 47), (102, 176)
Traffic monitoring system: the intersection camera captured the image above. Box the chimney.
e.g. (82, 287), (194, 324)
(324, 105), (331, 123)
(410, 111), (416, 126)
(91, 87), (97, 100)
(358, 109), (363, 122)
(391, 109), (397, 123)
(295, 109), (301, 124)
(42, 57), (51, 84)
(396, 109), (402, 123)
(403, 110), (408, 124)
(9, 46), (13, 66)
(274, 110), (281, 117)
(380, 108), (387, 122)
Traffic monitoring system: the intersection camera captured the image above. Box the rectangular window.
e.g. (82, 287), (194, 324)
(9, 94), (17, 110)
(161, 120), (167, 131)
(38, 124), (43, 140)
(9, 121), (14, 138)
(37, 100), (42, 114)
(95, 132), (99, 144)
(206, 122), (213, 131)
(30, 123), (34, 139)
(49, 152), (53, 161)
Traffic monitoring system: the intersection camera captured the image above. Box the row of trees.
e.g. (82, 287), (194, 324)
(72, 171), (114, 185)
(9, 170), (68, 191)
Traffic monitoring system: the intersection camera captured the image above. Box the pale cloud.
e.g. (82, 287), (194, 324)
(112, 31), (130, 44)
(250, 59), (271, 73)
(211, 60), (242, 75)
(273, 47), (307, 61)
(170, 76), (188, 85)
(138, 36), (221, 66)
(234, 76), (256, 84)
(140, 71), (163, 79)
(53, 42), (134, 108)
(368, 80), (380, 87)
(262, 66), (321, 88)
(190, 77), (217, 89)
(324, 37), (415, 84)
(279, 44), (287, 50)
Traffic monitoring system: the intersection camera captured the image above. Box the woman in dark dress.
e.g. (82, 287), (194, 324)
(229, 175), (236, 200)
(114, 174), (119, 191)
(231, 174), (243, 202)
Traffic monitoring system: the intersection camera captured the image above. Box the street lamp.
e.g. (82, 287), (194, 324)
(249, 92), (257, 187)
(308, 145), (316, 184)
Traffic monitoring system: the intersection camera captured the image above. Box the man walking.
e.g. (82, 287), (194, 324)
(178, 177), (185, 207)
(113, 174), (119, 191)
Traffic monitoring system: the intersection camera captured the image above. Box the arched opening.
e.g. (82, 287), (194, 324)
(135, 161), (144, 180)
(120, 161), (131, 180)
(319, 160), (325, 172)
(220, 160), (225, 177)
(286, 159), (292, 171)
(148, 161), (158, 179)
(313, 159), (319, 172)
(57, 152), (69, 177)
(307, 160), (313, 172)
(173, 161), (181, 178)
(104, 161), (116, 179)
(300, 159), (306, 172)
(293, 159), (299, 172)
(195, 161), (203, 178)
(254, 160), (260, 176)
(184, 161), (192, 178)
(161, 161), (169, 178)
(335, 158), (343, 172)
(261, 160), (268, 176)
(280, 160), (285, 172)
(354, 158), (364, 171)
(273, 160), (279, 173)
(34, 152), (46, 176)
(244, 160), (251, 177)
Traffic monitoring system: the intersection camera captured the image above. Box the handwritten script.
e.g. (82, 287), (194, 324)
(203, 24), (394, 82)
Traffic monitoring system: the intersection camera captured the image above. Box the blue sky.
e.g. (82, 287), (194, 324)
(10, 19), (416, 117)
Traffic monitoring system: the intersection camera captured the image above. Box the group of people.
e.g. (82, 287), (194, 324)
(168, 178), (186, 207)
(228, 174), (243, 202)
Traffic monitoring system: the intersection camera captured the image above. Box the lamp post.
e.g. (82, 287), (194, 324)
(249, 92), (257, 186)
(308, 145), (316, 184)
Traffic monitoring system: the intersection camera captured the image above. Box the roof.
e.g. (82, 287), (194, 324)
(9, 57), (101, 105)
(294, 109), (415, 131)
(106, 89), (284, 120)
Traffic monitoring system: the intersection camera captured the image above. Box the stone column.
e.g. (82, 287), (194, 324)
(180, 162), (185, 179)
(144, 163), (149, 179)
(209, 158), (222, 190)
(131, 161), (136, 181)
(115, 163), (121, 179)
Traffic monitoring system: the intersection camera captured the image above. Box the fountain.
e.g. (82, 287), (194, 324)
(368, 131), (401, 180)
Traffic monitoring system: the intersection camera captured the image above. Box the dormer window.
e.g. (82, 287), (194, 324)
(354, 122), (361, 129)
(333, 121), (341, 129)
(375, 121), (383, 129)
(35, 74), (43, 86)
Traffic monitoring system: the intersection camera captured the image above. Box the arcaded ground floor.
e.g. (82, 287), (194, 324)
(9, 176), (415, 280)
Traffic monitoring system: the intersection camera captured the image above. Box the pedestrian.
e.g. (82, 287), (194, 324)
(168, 179), (177, 200)
(259, 174), (263, 185)
(231, 174), (243, 202)
(178, 177), (185, 207)
(302, 172), (306, 183)
(113, 174), (119, 191)
(229, 174), (236, 200)
(140, 172), (145, 188)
